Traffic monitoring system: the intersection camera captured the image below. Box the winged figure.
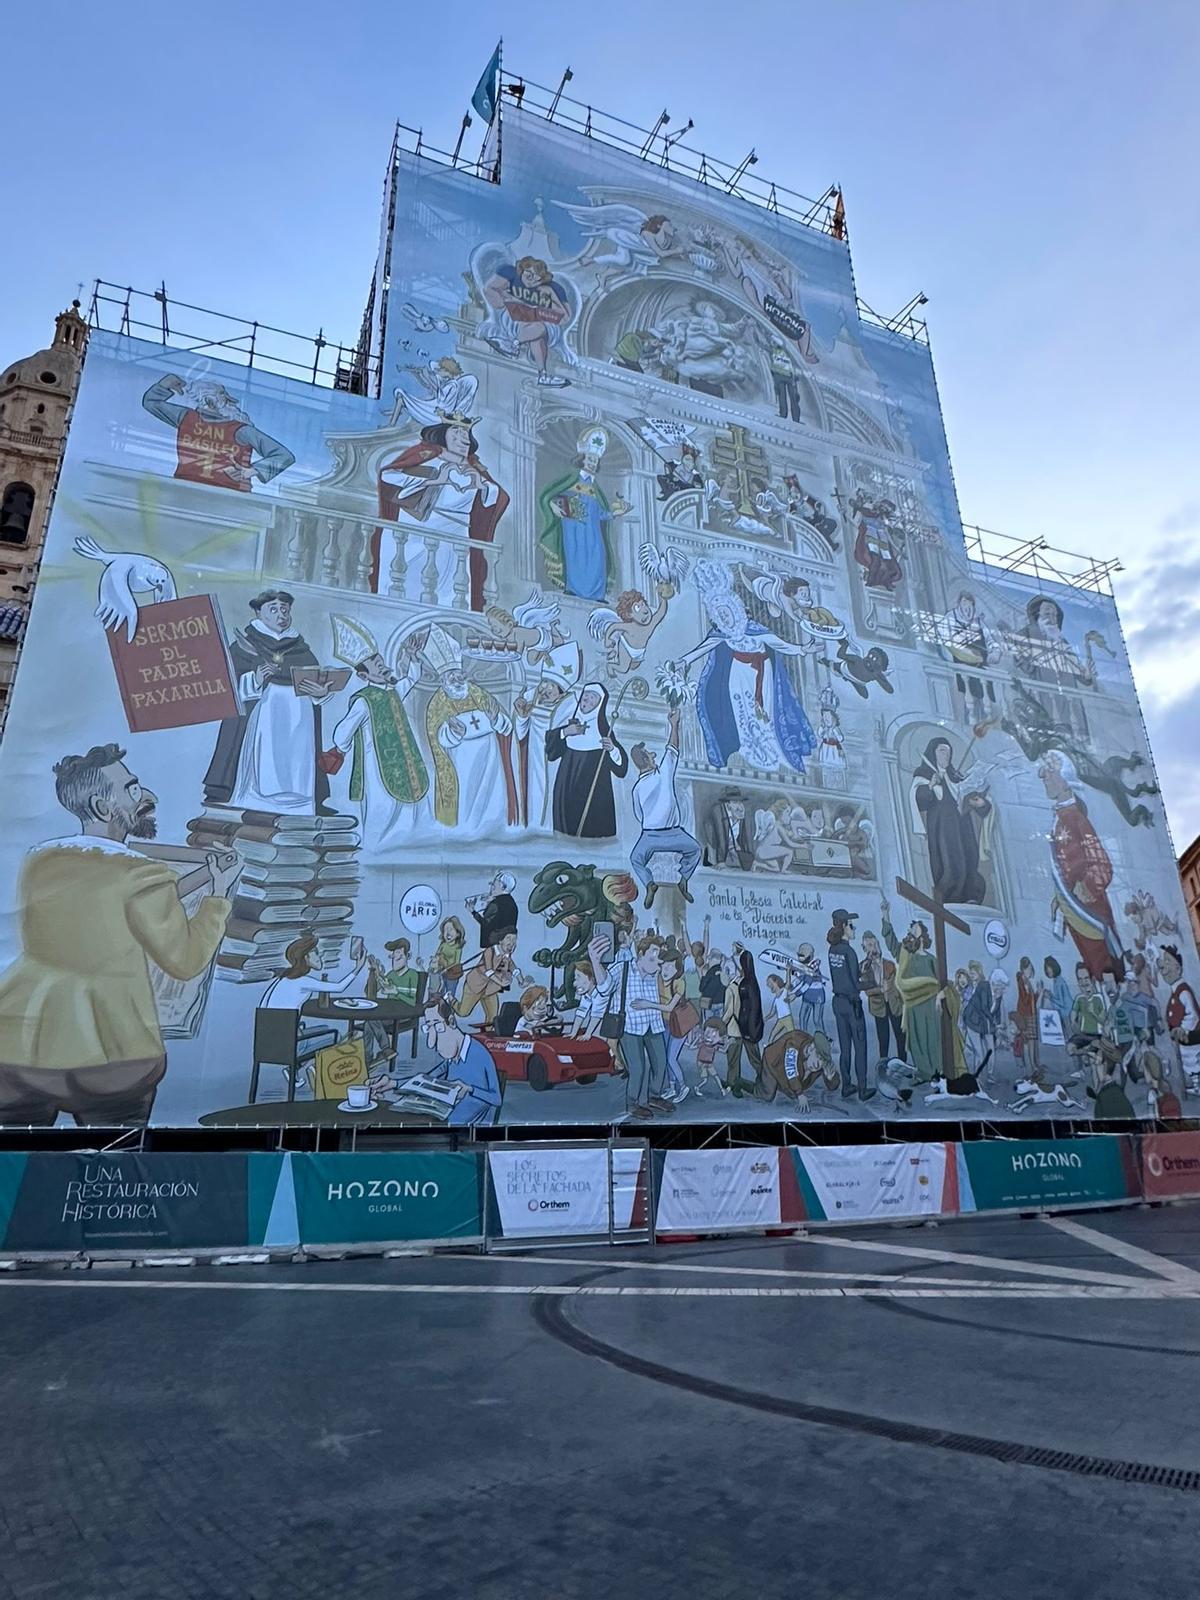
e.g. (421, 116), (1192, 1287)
(73, 536), (177, 642)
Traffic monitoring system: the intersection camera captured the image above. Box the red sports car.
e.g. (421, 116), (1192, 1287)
(473, 1027), (618, 1092)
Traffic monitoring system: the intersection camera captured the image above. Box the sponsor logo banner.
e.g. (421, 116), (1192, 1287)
(293, 1152), (482, 1244)
(793, 1143), (955, 1223)
(0, 1153), (274, 1253)
(655, 1149), (783, 1233)
(961, 1137), (1137, 1213)
(1140, 1133), (1200, 1201)
(489, 1146), (611, 1238)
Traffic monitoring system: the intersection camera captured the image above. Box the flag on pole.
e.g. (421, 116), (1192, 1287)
(471, 43), (502, 125)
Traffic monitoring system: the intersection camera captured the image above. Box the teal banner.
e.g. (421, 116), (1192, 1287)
(962, 1138), (1137, 1213)
(292, 1152), (483, 1244)
(0, 1153), (27, 1243)
(0, 1153), (288, 1253)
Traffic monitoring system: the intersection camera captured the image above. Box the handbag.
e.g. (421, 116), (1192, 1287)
(599, 960), (628, 1041)
(669, 998), (701, 1039)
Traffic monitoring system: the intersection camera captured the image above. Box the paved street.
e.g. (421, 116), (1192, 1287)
(4, 1205), (1200, 1598)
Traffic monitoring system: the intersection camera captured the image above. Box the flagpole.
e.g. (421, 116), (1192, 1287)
(495, 36), (504, 182)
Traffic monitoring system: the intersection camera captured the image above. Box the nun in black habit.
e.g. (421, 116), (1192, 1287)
(546, 682), (629, 839)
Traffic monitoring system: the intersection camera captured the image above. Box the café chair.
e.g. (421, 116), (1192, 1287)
(249, 1007), (340, 1104)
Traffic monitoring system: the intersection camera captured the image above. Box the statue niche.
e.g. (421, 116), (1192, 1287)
(582, 278), (786, 411)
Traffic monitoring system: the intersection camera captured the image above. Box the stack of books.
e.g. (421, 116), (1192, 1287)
(187, 809), (361, 983)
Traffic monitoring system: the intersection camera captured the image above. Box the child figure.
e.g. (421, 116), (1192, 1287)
(695, 1022), (726, 1097)
(766, 973), (793, 1042)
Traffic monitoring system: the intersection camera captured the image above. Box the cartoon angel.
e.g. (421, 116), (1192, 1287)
(555, 201), (686, 278)
(587, 545), (688, 675)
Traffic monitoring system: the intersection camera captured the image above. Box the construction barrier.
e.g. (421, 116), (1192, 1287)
(0, 1135), (1194, 1257)
(291, 1152), (484, 1246)
(485, 1142), (650, 1241)
(0, 1151), (288, 1254)
(957, 1137), (1139, 1214)
(1138, 1133), (1200, 1202)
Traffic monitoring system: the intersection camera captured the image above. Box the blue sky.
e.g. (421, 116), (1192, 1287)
(5, 0), (1198, 839)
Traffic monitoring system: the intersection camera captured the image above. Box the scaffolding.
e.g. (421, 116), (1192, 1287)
(86, 281), (378, 397)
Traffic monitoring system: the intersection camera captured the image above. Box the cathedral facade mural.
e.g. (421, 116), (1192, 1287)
(0, 113), (1191, 1129)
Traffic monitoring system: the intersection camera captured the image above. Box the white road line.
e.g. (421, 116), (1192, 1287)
(0, 1278), (1195, 1300)
(462, 1254), (1116, 1290)
(1042, 1216), (1200, 1287)
(786, 1232), (1152, 1288)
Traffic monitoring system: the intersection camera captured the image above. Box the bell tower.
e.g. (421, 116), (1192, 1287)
(0, 300), (90, 711)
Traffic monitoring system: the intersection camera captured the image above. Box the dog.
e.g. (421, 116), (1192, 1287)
(1007, 1077), (1082, 1113)
(924, 1071), (997, 1106)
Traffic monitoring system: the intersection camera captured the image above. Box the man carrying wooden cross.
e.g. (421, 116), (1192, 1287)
(881, 878), (969, 1083)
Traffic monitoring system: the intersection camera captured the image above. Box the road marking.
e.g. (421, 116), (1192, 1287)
(0, 1278), (1195, 1300)
(469, 1254), (1130, 1290)
(786, 1232), (1153, 1288)
(1042, 1216), (1200, 1287)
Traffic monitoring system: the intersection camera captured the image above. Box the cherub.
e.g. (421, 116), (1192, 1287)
(825, 636), (894, 699)
(735, 563), (846, 644)
(587, 544), (688, 674)
(485, 588), (566, 664)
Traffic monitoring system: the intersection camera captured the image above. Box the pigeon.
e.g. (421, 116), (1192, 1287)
(73, 536), (177, 642)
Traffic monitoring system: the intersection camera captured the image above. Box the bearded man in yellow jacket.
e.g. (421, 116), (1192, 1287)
(0, 743), (235, 1125)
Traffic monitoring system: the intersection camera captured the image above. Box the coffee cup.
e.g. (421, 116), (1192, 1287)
(345, 1083), (371, 1109)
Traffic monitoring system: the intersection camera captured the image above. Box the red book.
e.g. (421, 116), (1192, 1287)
(107, 595), (239, 734)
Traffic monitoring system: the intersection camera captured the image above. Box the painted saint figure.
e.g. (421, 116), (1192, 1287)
(320, 619), (430, 854)
(204, 590), (333, 816)
(1039, 749), (1123, 980)
(546, 682), (629, 840)
(849, 491), (903, 592)
(881, 901), (964, 1084)
(422, 627), (518, 839)
(681, 567), (816, 776)
(910, 736), (992, 905)
(142, 373), (294, 490)
(538, 427), (629, 601)
(374, 415), (509, 611)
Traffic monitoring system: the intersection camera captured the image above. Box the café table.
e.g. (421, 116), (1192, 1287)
(300, 992), (426, 1062)
(199, 1098), (433, 1128)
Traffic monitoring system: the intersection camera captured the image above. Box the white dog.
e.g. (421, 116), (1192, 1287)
(1007, 1078), (1082, 1113)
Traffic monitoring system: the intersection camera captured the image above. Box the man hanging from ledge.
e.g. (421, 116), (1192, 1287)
(142, 371), (295, 491)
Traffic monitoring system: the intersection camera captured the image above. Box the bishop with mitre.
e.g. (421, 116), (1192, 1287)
(423, 626), (518, 842)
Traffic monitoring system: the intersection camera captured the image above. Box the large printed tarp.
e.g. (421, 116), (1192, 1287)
(0, 108), (1192, 1131)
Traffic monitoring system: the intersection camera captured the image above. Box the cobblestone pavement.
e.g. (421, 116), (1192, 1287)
(3, 1206), (1200, 1598)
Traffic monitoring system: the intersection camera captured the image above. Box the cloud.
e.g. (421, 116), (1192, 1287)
(1118, 530), (1200, 711)
(1140, 688), (1200, 852)
(1159, 501), (1200, 537)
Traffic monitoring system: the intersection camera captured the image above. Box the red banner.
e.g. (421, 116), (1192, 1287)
(1140, 1133), (1200, 1201)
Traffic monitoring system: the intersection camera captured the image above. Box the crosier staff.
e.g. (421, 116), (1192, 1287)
(573, 675), (648, 838)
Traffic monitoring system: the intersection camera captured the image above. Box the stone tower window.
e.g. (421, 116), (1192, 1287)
(39, 372), (58, 385)
(0, 482), (35, 545)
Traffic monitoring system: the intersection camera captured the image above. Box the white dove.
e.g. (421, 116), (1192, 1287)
(73, 536), (177, 642)
(638, 541), (690, 588)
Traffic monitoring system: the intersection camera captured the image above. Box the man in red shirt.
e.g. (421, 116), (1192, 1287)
(142, 373), (295, 491)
